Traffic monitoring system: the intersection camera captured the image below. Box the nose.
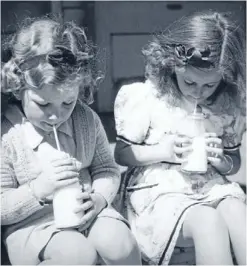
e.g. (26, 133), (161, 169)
(193, 86), (203, 98)
(48, 114), (58, 121)
(47, 109), (61, 124)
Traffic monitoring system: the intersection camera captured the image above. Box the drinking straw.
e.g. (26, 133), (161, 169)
(193, 99), (198, 114)
(53, 125), (61, 151)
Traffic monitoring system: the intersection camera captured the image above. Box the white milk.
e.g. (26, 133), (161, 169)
(53, 183), (84, 229)
(179, 105), (208, 174)
(181, 135), (207, 173)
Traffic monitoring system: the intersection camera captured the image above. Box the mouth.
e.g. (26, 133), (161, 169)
(42, 122), (57, 129)
(190, 96), (201, 100)
(189, 96), (203, 102)
(44, 121), (64, 129)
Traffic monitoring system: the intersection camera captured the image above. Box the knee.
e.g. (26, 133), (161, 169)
(90, 219), (140, 262)
(183, 206), (227, 238)
(104, 227), (139, 261)
(218, 198), (246, 217)
(47, 231), (98, 265)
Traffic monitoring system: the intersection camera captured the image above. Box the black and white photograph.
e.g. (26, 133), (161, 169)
(1, 1), (246, 265)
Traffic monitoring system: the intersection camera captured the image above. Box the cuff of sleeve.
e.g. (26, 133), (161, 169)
(1, 184), (44, 226)
(24, 183), (45, 211)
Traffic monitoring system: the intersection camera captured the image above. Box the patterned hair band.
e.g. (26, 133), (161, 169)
(18, 46), (78, 71)
(174, 44), (214, 68)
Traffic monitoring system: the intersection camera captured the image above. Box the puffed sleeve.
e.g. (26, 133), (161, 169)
(114, 82), (151, 144)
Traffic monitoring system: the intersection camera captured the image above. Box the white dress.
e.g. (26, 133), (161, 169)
(114, 80), (246, 265)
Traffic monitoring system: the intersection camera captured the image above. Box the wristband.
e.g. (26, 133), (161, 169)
(221, 154), (234, 175)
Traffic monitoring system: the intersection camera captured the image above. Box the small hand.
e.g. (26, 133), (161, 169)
(74, 191), (107, 232)
(173, 134), (193, 164)
(205, 132), (224, 167)
(32, 151), (82, 200)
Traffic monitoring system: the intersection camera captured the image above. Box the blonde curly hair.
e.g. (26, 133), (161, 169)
(1, 16), (103, 107)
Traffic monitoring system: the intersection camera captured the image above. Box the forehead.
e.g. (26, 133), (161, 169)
(178, 65), (222, 83)
(28, 84), (79, 101)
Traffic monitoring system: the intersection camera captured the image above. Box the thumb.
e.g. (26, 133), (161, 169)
(74, 160), (83, 171)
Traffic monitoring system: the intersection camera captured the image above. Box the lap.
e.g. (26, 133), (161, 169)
(88, 215), (133, 246)
(217, 197), (246, 213)
(180, 197), (245, 242)
(41, 229), (95, 261)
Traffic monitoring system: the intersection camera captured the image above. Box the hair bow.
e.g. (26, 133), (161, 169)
(175, 44), (214, 68)
(47, 46), (77, 67)
(17, 46), (77, 72)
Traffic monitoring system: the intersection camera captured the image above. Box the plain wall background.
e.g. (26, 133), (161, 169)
(95, 1), (246, 112)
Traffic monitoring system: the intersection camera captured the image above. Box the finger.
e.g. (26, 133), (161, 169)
(174, 154), (188, 164)
(205, 137), (222, 146)
(204, 132), (218, 138)
(51, 158), (76, 167)
(174, 142), (191, 148)
(56, 171), (79, 181)
(175, 136), (192, 145)
(206, 146), (223, 156)
(73, 160), (82, 171)
(79, 209), (96, 226)
(52, 159), (82, 172)
(50, 152), (70, 161)
(54, 165), (80, 174)
(78, 218), (93, 232)
(208, 157), (222, 164)
(174, 145), (192, 155)
(75, 192), (91, 201)
(74, 200), (94, 213)
(55, 178), (80, 189)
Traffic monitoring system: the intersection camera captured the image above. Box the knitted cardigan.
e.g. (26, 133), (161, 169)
(1, 103), (120, 237)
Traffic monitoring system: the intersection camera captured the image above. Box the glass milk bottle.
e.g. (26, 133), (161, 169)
(53, 182), (84, 229)
(181, 106), (208, 174)
(52, 126), (84, 229)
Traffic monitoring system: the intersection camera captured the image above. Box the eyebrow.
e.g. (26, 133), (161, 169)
(65, 97), (76, 102)
(30, 93), (76, 104)
(29, 93), (47, 103)
(184, 78), (221, 84)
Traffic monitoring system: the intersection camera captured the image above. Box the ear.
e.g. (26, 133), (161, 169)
(174, 65), (185, 75)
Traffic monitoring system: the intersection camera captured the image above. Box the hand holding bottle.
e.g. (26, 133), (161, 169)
(31, 151), (82, 201)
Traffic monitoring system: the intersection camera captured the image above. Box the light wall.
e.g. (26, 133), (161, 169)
(95, 1), (246, 112)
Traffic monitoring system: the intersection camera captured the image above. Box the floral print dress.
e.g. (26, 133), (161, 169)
(114, 80), (246, 265)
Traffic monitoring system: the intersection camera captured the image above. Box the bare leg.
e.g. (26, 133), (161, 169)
(39, 229), (97, 265)
(181, 205), (233, 265)
(217, 198), (246, 265)
(88, 217), (141, 265)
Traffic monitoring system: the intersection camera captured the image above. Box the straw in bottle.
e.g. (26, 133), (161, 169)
(53, 125), (61, 151)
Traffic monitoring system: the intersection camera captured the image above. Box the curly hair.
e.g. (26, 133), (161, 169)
(1, 15), (103, 107)
(142, 11), (246, 113)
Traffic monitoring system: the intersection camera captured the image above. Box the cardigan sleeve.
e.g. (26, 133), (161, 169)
(1, 136), (44, 225)
(89, 112), (120, 205)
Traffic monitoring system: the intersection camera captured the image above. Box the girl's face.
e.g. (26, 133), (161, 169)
(175, 65), (222, 104)
(20, 83), (79, 132)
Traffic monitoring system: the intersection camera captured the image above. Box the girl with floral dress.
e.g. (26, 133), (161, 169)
(114, 11), (246, 265)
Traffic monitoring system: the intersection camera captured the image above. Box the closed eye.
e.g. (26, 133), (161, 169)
(36, 102), (49, 107)
(63, 101), (74, 106)
(184, 80), (195, 86)
(205, 83), (216, 88)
